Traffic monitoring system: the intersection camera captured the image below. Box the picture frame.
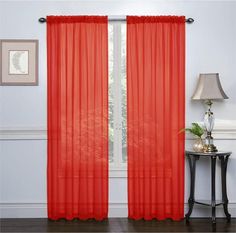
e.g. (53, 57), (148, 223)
(0, 39), (38, 86)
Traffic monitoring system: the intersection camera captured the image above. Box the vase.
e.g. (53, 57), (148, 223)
(192, 138), (204, 152)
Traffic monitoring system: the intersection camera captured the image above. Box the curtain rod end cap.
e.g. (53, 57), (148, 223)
(186, 18), (194, 23)
(39, 17), (46, 23)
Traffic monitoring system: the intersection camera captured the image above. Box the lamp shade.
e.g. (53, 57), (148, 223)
(192, 73), (229, 100)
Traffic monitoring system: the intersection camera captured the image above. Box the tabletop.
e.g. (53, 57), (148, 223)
(185, 150), (232, 157)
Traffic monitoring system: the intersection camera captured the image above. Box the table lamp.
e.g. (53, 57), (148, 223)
(192, 73), (229, 152)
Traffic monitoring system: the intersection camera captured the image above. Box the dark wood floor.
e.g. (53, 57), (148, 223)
(1, 218), (235, 232)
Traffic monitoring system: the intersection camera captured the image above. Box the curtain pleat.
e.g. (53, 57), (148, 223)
(127, 16), (185, 220)
(47, 16), (108, 220)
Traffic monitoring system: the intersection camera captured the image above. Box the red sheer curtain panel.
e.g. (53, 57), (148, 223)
(47, 16), (108, 220)
(127, 16), (185, 220)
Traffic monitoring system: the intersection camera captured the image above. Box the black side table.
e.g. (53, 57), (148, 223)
(185, 150), (231, 224)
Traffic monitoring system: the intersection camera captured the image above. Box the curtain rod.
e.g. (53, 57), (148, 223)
(38, 16), (194, 23)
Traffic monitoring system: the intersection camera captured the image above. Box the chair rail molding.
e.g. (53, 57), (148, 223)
(0, 126), (47, 140)
(185, 120), (236, 140)
(1, 120), (236, 140)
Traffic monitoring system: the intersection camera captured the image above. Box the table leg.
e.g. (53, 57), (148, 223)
(185, 154), (199, 221)
(211, 156), (216, 224)
(220, 155), (231, 222)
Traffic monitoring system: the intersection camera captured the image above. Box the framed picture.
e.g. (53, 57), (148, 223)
(0, 40), (38, 85)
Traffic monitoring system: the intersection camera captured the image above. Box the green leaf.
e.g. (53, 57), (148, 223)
(180, 122), (204, 138)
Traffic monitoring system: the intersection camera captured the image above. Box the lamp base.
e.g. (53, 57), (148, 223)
(203, 101), (218, 153)
(203, 144), (218, 153)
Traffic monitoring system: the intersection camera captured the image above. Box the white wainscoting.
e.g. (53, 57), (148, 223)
(1, 120), (236, 218)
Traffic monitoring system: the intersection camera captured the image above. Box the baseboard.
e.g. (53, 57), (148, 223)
(1, 203), (236, 218)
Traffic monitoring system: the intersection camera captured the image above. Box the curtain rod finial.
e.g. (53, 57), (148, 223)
(39, 17), (46, 23)
(186, 18), (194, 23)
